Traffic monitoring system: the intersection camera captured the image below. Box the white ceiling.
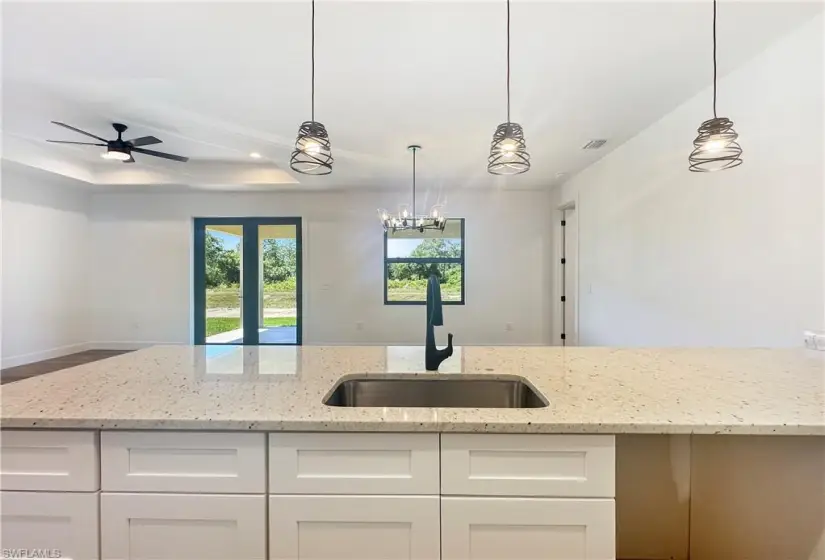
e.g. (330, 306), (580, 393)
(1, 1), (821, 191)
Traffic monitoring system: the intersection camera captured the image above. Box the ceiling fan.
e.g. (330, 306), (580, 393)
(47, 121), (189, 163)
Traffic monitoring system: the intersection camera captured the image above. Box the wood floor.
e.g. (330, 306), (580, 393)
(1, 350), (132, 385)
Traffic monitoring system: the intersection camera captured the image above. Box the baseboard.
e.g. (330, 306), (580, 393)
(87, 341), (179, 351)
(1, 342), (91, 369)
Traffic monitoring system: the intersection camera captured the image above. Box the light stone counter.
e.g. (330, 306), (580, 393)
(1, 345), (823, 435)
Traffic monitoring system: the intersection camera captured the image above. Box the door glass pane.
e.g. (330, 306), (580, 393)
(204, 224), (243, 344)
(259, 224), (298, 344)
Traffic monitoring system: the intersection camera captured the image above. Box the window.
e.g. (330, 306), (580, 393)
(384, 218), (465, 305)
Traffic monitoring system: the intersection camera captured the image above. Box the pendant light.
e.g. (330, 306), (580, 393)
(488, 0), (530, 175)
(290, 0), (334, 175)
(689, 0), (742, 172)
(378, 145), (447, 233)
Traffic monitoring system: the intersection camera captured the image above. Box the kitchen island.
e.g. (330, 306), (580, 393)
(1, 345), (823, 560)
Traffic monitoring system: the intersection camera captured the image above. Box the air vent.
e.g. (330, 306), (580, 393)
(582, 139), (607, 150)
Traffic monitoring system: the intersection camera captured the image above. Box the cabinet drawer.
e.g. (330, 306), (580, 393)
(442, 497), (615, 560)
(1, 491), (99, 560)
(0, 430), (99, 491)
(270, 495), (440, 560)
(269, 433), (439, 495)
(441, 434), (615, 498)
(101, 492), (265, 560)
(102, 431), (265, 493)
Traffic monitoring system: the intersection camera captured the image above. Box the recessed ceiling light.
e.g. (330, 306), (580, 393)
(249, 152), (262, 159)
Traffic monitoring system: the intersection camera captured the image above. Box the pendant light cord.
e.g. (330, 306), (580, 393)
(506, 0), (511, 124)
(311, 0), (316, 122)
(712, 0), (717, 118)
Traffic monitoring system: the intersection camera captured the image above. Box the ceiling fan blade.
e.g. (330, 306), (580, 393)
(127, 135), (162, 147)
(132, 147), (189, 162)
(50, 121), (108, 142)
(47, 140), (106, 146)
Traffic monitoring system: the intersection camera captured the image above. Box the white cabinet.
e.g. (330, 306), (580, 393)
(269, 432), (439, 495)
(101, 492), (266, 560)
(0, 430), (99, 491)
(269, 495), (440, 560)
(442, 497), (616, 560)
(0, 491), (99, 560)
(102, 431), (265, 493)
(441, 434), (615, 498)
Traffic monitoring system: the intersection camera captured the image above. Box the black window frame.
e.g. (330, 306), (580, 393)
(383, 218), (465, 306)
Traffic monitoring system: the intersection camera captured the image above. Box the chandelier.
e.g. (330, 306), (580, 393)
(378, 145), (447, 233)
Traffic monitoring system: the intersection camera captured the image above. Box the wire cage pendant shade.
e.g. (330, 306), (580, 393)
(488, 122), (530, 175)
(488, 0), (530, 176)
(291, 0), (334, 176)
(689, 0), (742, 172)
(378, 145), (447, 233)
(290, 121), (333, 175)
(689, 117), (742, 172)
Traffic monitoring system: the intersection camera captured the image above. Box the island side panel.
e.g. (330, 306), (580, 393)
(690, 435), (825, 560)
(616, 435), (690, 560)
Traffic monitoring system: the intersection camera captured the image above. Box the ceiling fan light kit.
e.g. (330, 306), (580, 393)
(290, 0), (334, 176)
(689, 0), (743, 172)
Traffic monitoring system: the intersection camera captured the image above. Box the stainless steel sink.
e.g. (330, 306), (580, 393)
(323, 376), (547, 408)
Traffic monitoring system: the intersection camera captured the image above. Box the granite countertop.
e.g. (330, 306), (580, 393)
(1, 345), (823, 435)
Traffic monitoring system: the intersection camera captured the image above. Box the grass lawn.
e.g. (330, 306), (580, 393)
(206, 316), (297, 337)
(387, 286), (462, 302)
(207, 289), (296, 309)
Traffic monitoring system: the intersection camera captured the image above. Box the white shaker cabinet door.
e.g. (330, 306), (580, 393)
(441, 497), (616, 560)
(0, 491), (99, 560)
(270, 495), (440, 560)
(101, 492), (265, 560)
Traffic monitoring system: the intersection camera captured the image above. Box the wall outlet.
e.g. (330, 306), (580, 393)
(505, 323), (514, 332)
(803, 331), (825, 351)
(355, 321), (364, 331)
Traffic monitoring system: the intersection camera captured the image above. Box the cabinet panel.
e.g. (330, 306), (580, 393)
(0, 430), (99, 491)
(101, 492), (265, 560)
(270, 495), (440, 560)
(269, 433), (439, 495)
(442, 497), (615, 560)
(102, 431), (265, 493)
(1, 491), (99, 560)
(442, 434), (615, 497)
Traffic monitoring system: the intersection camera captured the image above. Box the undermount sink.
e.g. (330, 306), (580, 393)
(323, 376), (548, 408)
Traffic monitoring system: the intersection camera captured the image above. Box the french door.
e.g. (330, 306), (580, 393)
(193, 217), (302, 345)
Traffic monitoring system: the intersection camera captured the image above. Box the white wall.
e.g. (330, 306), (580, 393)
(88, 189), (553, 347)
(1, 163), (91, 367)
(558, 15), (824, 347)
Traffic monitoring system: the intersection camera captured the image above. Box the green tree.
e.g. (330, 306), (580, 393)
(389, 239), (461, 283)
(204, 231), (240, 287)
(262, 239), (297, 283)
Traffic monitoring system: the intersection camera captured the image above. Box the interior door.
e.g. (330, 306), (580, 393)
(194, 217), (302, 345)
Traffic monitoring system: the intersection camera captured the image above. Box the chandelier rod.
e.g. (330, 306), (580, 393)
(412, 147), (416, 218)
